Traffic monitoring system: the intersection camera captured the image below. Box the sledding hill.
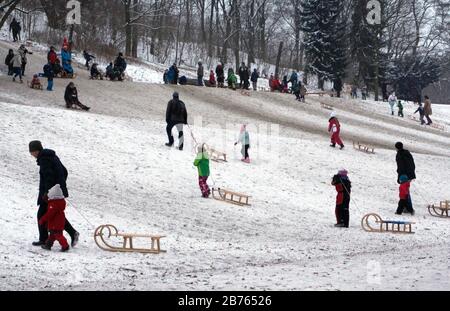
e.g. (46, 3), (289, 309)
(1, 39), (450, 290)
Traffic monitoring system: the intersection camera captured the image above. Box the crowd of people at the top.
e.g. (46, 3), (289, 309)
(162, 61), (309, 102)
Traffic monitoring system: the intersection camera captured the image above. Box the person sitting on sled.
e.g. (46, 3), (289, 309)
(30, 74), (42, 89)
(90, 63), (103, 80)
(396, 175), (414, 216)
(331, 169), (351, 228)
(38, 184), (70, 252)
(194, 144), (211, 198)
(328, 112), (344, 149)
(235, 124), (251, 163)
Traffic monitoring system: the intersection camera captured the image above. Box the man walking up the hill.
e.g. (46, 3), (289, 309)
(10, 18), (21, 42)
(165, 92), (188, 151)
(28, 141), (80, 247)
(395, 142), (416, 214)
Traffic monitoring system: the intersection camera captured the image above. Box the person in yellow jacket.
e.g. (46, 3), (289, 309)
(194, 144), (211, 198)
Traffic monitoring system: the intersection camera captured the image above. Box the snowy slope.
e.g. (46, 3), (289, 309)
(1, 39), (450, 291)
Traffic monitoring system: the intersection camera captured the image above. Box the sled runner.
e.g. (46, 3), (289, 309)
(204, 144), (227, 162)
(321, 103), (334, 110)
(361, 213), (415, 234)
(240, 90), (251, 97)
(428, 201), (450, 218)
(27, 81), (43, 90)
(56, 71), (76, 79)
(353, 141), (375, 154)
(94, 224), (166, 254)
(212, 188), (251, 206)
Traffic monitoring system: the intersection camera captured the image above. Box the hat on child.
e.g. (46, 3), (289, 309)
(330, 111), (337, 119)
(48, 184), (65, 200)
(33, 74), (38, 78)
(338, 169), (348, 177)
(399, 175), (409, 183)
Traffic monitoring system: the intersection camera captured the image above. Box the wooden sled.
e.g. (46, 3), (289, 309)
(94, 224), (166, 254)
(320, 103), (334, 110)
(361, 213), (415, 234)
(353, 141), (375, 154)
(27, 81), (43, 90)
(204, 144), (227, 162)
(409, 115), (445, 131)
(212, 188), (251, 206)
(428, 201), (450, 218)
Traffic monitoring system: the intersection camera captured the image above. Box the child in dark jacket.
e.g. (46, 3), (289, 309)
(414, 103), (426, 125)
(39, 184), (70, 252)
(332, 169), (351, 228)
(194, 144), (211, 198)
(396, 175), (414, 215)
(397, 100), (404, 117)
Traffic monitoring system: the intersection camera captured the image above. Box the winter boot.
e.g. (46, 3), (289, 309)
(334, 223), (345, 228)
(340, 144), (345, 150)
(165, 143), (173, 148)
(61, 246), (70, 252)
(244, 158), (251, 163)
(32, 241), (46, 247)
(71, 232), (80, 247)
(41, 243), (52, 251)
(330, 144), (336, 148)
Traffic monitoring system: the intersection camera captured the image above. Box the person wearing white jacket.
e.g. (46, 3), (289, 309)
(10, 52), (23, 83)
(388, 93), (397, 116)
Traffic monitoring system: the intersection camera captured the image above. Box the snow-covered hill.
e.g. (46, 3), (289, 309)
(1, 39), (450, 290)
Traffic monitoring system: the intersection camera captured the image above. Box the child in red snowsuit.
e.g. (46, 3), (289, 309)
(396, 175), (414, 215)
(39, 184), (70, 252)
(332, 169), (351, 228)
(328, 112), (344, 149)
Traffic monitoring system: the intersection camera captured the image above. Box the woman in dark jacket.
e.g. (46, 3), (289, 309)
(5, 49), (14, 75)
(64, 82), (90, 111)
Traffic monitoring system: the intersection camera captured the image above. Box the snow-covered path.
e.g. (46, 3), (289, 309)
(0, 39), (450, 290)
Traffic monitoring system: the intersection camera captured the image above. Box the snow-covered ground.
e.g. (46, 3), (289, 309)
(0, 39), (450, 291)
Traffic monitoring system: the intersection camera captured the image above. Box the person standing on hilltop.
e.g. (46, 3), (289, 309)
(216, 62), (225, 88)
(423, 95), (433, 126)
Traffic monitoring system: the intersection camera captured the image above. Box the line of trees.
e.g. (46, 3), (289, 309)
(2, 0), (449, 101)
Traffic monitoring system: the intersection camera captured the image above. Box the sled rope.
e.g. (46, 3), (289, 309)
(66, 199), (96, 228)
(187, 124), (199, 146)
(339, 176), (363, 214)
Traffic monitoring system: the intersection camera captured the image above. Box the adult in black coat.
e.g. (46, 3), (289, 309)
(10, 18), (21, 42)
(215, 63), (225, 87)
(64, 82), (90, 111)
(5, 49), (14, 75)
(165, 92), (188, 150)
(395, 142), (416, 214)
(29, 141), (79, 247)
(238, 62), (250, 90)
(395, 142), (416, 183)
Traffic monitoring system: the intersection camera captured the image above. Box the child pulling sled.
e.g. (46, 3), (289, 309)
(194, 144), (211, 198)
(328, 112), (344, 149)
(332, 169), (351, 228)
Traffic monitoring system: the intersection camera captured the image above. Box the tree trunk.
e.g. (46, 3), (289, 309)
(247, 0), (255, 65)
(275, 41), (284, 78)
(208, 0), (215, 57)
(124, 0), (132, 56)
(233, 0), (241, 72)
(0, 0), (21, 30)
(131, 0), (139, 58)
